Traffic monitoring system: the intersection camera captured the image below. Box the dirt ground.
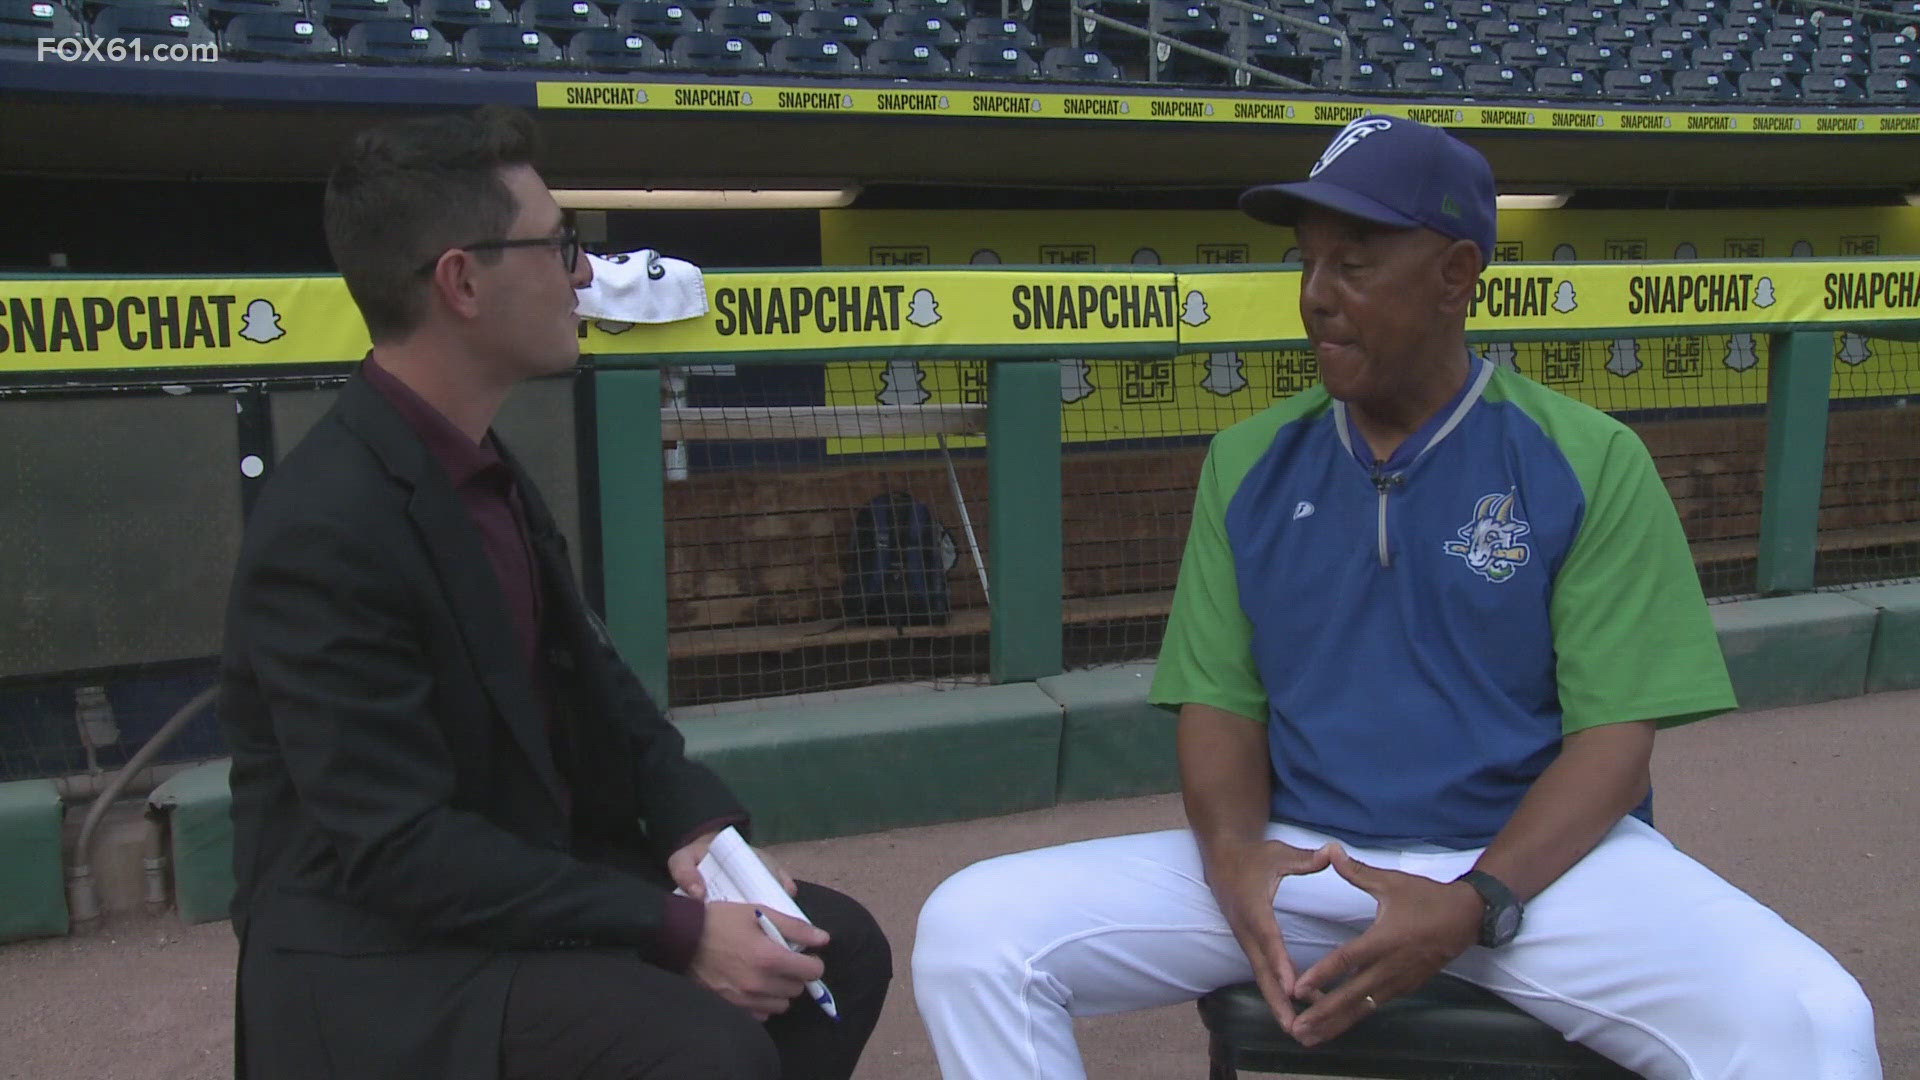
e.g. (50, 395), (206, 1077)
(3, 688), (1916, 1080)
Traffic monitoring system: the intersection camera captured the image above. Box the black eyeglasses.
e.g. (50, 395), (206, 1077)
(416, 225), (580, 276)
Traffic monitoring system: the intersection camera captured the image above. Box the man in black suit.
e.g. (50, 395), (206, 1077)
(220, 104), (890, 1080)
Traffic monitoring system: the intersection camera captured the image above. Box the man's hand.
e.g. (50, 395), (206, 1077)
(666, 829), (797, 900)
(686, 903), (829, 1020)
(1203, 838), (1337, 1034)
(1288, 847), (1482, 1046)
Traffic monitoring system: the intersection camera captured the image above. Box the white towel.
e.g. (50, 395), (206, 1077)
(574, 249), (708, 327)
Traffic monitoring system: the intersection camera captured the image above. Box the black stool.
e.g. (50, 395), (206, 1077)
(1197, 976), (1642, 1079)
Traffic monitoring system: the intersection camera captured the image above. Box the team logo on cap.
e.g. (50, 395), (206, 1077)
(1309, 116), (1394, 178)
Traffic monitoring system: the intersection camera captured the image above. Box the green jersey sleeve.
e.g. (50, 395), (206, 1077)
(1149, 443), (1268, 723)
(1551, 423), (1738, 733)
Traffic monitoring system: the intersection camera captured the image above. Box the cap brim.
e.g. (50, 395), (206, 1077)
(1239, 180), (1424, 232)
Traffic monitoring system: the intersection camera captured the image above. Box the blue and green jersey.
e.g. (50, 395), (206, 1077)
(1150, 356), (1736, 849)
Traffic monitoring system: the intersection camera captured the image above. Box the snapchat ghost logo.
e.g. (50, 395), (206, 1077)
(1791, 240), (1814, 258)
(1060, 359), (1095, 403)
(1754, 278), (1776, 308)
(1724, 333), (1759, 372)
(1131, 247), (1162, 265)
(907, 288), (941, 327)
(1838, 333), (1872, 367)
(1180, 290), (1210, 326)
(1201, 352), (1246, 396)
(1673, 242), (1697, 260)
(1606, 338), (1642, 378)
(1552, 281), (1577, 313)
(877, 359), (931, 405)
(1483, 342), (1517, 371)
(969, 249), (1001, 265)
(240, 299), (285, 344)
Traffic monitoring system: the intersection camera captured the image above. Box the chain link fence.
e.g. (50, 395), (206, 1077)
(1817, 333), (1920, 589)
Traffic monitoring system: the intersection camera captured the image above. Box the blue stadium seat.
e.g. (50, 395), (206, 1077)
(1873, 44), (1916, 72)
(812, 0), (889, 15)
(198, 0), (302, 30)
(1389, 0), (1436, 19)
(740, 0), (810, 16)
(1869, 32), (1911, 51)
(667, 29), (763, 67)
(1668, 66), (1735, 101)
(1812, 45), (1865, 76)
(1762, 28), (1809, 50)
(1736, 69), (1798, 101)
(1345, 10), (1398, 37)
(1632, 0), (1668, 14)
(1705, 27), (1754, 50)
(891, 0), (962, 15)
(459, 24), (566, 63)
(1564, 41), (1622, 69)
(878, 9), (958, 45)
(1533, 19), (1584, 46)
(1430, 37), (1486, 65)
(1331, 0), (1383, 19)
(1626, 43), (1682, 70)
(1470, 16), (1523, 43)
(765, 32), (858, 69)
(705, 3), (793, 45)
(1531, 64), (1597, 97)
(1393, 57), (1461, 89)
(962, 15), (1035, 47)
(1801, 72), (1864, 103)
(1462, 61), (1527, 92)
(1666, 9), (1709, 31)
(792, 8), (873, 43)
(1560, 3), (1609, 25)
(416, 0), (512, 36)
(1600, 64), (1663, 96)
(951, 39), (1034, 76)
(1039, 43), (1120, 79)
(1772, 12), (1810, 34)
(1718, 0), (1764, 14)
(1364, 32), (1427, 61)
(0, 0), (82, 43)
(1750, 46), (1809, 75)
(614, 0), (702, 43)
(565, 26), (665, 67)
(1153, 0), (1227, 52)
(1447, 0), (1492, 20)
(1505, 2), (1549, 22)
(1316, 55), (1390, 87)
(1405, 13), (1458, 39)
(223, 11), (339, 56)
(524, 0), (612, 37)
(1293, 28), (1346, 60)
(865, 36), (948, 72)
(1719, 10), (1764, 31)
(89, 4), (218, 49)
(1615, 5), (1657, 28)
(1497, 38), (1554, 65)
(1688, 45), (1745, 73)
(1865, 71), (1919, 103)
(1591, 23), (1640, 50)
(1817, 28), (1864, 52)
(311, 0), (409, 32)
(1647, 24), (1695, 50)
(342, 18), (454, 60)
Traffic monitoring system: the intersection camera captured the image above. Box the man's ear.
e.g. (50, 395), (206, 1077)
(427, 251), (486, 321)
(1436, 239), (1482, 314)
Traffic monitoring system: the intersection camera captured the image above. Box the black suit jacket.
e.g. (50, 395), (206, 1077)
(220, 370), (744, 1079)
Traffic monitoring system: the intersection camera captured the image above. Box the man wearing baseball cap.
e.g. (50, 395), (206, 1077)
(913, 117), (1879, 1079)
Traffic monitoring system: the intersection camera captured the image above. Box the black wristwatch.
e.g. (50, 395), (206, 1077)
(1456, 869), (1524, 948)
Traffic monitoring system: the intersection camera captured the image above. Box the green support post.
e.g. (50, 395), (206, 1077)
(987, 359), (1064, 683)
(1756, 331), (1834, 595)
(594, 366), (672, 705)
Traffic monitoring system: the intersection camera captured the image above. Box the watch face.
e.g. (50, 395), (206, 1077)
(1489, 905), (1522, 945)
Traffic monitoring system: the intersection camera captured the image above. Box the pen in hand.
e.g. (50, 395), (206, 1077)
(753, 909), (840, 1022)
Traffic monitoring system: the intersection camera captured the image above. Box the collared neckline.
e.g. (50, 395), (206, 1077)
(1332, 352), (1493, 473)
(361, 354), (507, 490)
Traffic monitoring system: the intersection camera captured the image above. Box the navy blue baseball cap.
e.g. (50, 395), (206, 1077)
(1240, 115), (1497, 268)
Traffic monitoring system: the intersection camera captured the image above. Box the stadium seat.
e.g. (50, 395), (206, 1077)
(765, 32), (858, 69)
(1802, 72), (1865, 102)
(1706, 27), (1755, 50)
(951, 39), (1034, 76)
(891, 0), (961, 15)
(1506, 3), (1549, 22)
(1736, 69), (1798, 101)
(1389, 0), (1436, 19)
(1667, 9), (1710, 31)
(1431, 37), (1487, 65)
(1153, 0), (1227, 52)
(864, 36), (948, 72)
(1751, 46), (1810, 75)
(1294, 28), (1347, 60)
(311, 0), (409, 32)
(565, 27), (665, 68)
(811, 0), (889, 14)
(1564, 42), (1621, 69)
(1447, 0), (1492, 20)
(1331, 0), (1383, 18)
(1470, 17), (1523, 43)
(1812, 46), (1865, 76)
(1462, 61), (1527, 92)
(1717, 0), (1763, 13)
(1615, 5), (1658, 28)
(1560, 3), (1608, 25)
(0, 0), (82, 43)
(962, 15), (1036, 47)
(523, 0), (612, 37)
(667, 29), (763, 67)
(1591, 24), (1640, 50)
(1865, 70), (1919, 103)
(1533, 19), (1584, 46)
(1406, 13), (1459, 39)
(1772, 12), (1810, 34)
(416, 0), (513, 36)
(1393, 58), (1461, 89)
(1346, 10), (1398, 36)
(1873, 45), (1917, 71)
(1817, 28), (1864, 52)
(1647, 24), (1696, 50)
(89, 5), (218, 49)
(342, 19), (454, 61)
(1269, 0), (1333, 17)
(1364, 32), (1427, 61)
(458, 24), (566, 63)
(792, 8), (874, 43)
(1497, 38), (1555, 65)
(1633, 0), (1668, 14)
(1317, 55), (1390, 87)
(1626, 43), (1682, 70)
(1531, 64), (1597, 97)
(1719, 10), (1764, 31)
(1668, 67), (1735, 100)
(1869, 31), (1911, 52)
(1688, 45), (1745, 72)
(613, 0), (702, 43)
(1600, 65), (1663, 96)
(705, 3), (793, 45)
(878, 10), (958, 45)
(223, 11), (340, 55)
(1039, 43), (1120, 79)
(198, 0), (302, 30)
(739, 0), (810, 16)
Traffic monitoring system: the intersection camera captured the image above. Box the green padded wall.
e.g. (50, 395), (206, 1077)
(0, 779), (67, 941)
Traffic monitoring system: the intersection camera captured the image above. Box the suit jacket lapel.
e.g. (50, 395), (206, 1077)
(335, 373), (571, 815)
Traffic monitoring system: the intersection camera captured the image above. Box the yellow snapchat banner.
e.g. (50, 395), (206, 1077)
(0, 276), (370, 374)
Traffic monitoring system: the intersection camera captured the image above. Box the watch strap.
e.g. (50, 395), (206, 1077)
(1456, 869), (1521, 947)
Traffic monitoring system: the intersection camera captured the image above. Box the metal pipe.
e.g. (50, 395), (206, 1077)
(67, 684), (219, 925)
(937, 433), (992, 608)
(1071, 5), (1316, 88)
(53, 759), (197, 805)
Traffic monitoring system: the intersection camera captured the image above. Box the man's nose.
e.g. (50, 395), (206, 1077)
(1298, 264), (1333, 317)
(571, 255), (594, 289)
